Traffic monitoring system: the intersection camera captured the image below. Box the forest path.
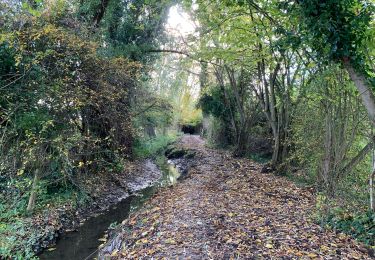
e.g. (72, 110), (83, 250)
(103, 135), (371, 259)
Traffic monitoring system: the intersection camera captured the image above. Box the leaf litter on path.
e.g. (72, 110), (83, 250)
(100, 135), (373, 259)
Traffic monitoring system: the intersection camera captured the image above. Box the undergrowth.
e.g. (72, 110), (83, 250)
(0, 183), (86, 258)
(133, 132), (181, 158)
(285, 169), (375, 247)
(285, 169), (316, 188)
(247, 153), (271, 164)
(315, 194), (375, 246)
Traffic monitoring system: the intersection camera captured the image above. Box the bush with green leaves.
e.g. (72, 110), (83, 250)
(1, 17), (138, 182)
(0, 6), (140, 257)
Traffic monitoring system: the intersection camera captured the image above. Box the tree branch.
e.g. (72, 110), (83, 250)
(341, 136), (375, 176)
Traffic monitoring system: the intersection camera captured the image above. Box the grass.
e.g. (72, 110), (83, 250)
(133, 132), (181, 159)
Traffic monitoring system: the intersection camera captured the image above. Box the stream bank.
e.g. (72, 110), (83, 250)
(96, 139), (198, 258)
(28, 159), (162, 257)
(37, 139), (196, 259)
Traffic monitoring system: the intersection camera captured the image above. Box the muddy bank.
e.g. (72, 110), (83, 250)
(164, 143), (197, 179)
(97, 139), (198, 258)
(37, 144), (196, 259)
(29, 159), (162, 256)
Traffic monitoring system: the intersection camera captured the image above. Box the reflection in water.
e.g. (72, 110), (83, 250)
(39, 159), (180, 260)
(166, 161), (180, 185)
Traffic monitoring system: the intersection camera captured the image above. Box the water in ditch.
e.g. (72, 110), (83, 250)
(39, 159), (180, 260)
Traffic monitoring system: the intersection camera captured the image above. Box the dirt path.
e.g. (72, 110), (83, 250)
(101, 135), (372, 259)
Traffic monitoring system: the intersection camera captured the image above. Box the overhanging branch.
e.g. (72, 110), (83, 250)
(145, 49), (221, 66)
(341, 136), (375, 176)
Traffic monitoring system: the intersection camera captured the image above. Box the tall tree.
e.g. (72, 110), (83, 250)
(79, 0), (174, 62)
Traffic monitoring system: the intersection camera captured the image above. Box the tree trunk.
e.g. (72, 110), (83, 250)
(272, 132), (281, 165)
(200, 62), (208, 91)
(370, 170), (375, 211)
(26, 169), (40, 213)
(271, 125), (287, 169)
(93, 0), (111, 27)
(234, 123), (248, 157)
(343, 59), (375, 126)
(341, 138), (375, 175)
(145, 125), (156, 138)
(344, 59), (375, 209)
(214, 67), (238, 140)
(321, 111), (335, 196)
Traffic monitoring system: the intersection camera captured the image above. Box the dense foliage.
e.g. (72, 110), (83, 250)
(79, 0), (174, 62)
(0, 0), (176, 257)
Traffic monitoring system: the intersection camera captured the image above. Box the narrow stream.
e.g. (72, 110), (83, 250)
(39, 159), (180, 260)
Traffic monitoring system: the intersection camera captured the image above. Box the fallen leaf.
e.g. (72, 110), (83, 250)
(265, 243), (273, 249)
(307, 253), (318, 258)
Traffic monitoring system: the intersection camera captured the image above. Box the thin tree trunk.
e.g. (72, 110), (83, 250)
(215, 67), (238, 139)
(234, 121), (249, 157)
(269, 64), (281, 166)
(321, 110), (334, 195)
(272, 132), (280, 165)
(200, 62), (208, 91)
(271, 123), (288, 169)
(341, 138), (375, 175)
(281, 113), (289, 162)
(370, 170), (375, 211)
(225, 66), (246, 126)
(145, 125), (156, 138)
(27, 169), (40, 213)
(93, 0), (111, 27)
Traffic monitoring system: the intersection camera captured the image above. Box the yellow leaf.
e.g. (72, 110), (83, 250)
(265, 243), (273, 249)
(111, 249), (119, 257)
(166, 238), (176, 244)
(17, 169), (25, 176)
(307, 253), (318, 258)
